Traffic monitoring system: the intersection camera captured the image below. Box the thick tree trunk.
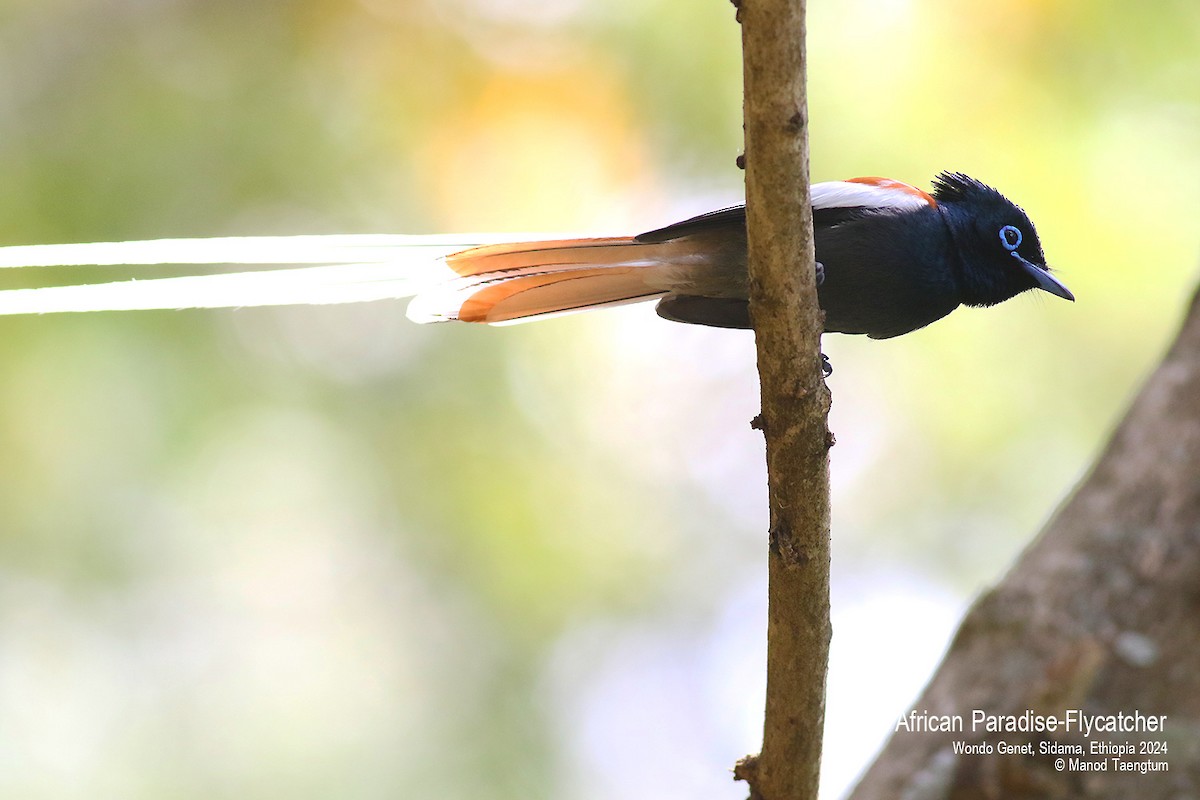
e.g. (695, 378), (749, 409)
(849, 281), (1200, 799)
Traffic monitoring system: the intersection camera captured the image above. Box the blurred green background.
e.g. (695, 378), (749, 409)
(0, 0), (1198, 797)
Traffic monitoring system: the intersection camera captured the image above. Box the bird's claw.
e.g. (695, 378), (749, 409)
(815, 261), (825, 287)
(821, 353), (832, 377)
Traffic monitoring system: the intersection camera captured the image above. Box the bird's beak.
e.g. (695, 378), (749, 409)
(1014, 253), (1074, 302)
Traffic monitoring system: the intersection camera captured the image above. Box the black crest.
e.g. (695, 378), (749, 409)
(930, 172), (1009, 206)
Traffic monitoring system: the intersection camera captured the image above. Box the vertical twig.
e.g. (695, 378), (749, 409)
(733, 0), (833, 799)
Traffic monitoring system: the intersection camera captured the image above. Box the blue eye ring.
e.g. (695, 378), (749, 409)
(999, 225), (1022, 251)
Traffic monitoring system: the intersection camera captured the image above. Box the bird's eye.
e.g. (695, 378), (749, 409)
(999, 225), (1023, 251)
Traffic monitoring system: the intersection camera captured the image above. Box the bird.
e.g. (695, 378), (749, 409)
(0, 171), (1072, 340)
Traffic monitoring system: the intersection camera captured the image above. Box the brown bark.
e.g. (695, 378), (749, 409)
(735, 0), (833, 798)
(849, 281), (1200, 799)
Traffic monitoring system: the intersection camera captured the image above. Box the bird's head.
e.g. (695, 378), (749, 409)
(932, 172), (1073, 307)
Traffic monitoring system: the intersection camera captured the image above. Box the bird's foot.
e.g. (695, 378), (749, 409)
(815, 261), (825, 286)
(821, 353), (832, 377)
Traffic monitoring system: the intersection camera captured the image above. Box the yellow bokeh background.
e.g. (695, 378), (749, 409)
(0, 1), (1197, 798)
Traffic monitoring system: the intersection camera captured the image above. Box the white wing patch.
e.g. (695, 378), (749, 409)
(811, 179), (936, 213)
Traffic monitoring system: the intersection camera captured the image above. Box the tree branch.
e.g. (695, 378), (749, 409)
(849, 279), (1200, 799)
(735, 0), (832, 798)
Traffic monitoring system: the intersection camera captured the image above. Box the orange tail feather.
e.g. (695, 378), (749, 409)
(407, 237), (673, 324)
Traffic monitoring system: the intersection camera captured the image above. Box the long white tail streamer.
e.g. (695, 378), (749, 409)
(0, 234), (507, 268)
(0, 233), (558, 315)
